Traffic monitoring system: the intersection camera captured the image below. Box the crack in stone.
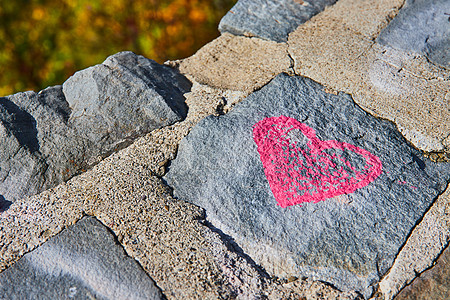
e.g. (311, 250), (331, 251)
(377, 183), (450, 299)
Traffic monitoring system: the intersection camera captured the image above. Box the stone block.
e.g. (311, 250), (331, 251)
(377, 0), (450, 69)
(0, 216), (163, 299)
(63, 51), (190, 158)
(219, 0), (336, 42)
(165, 74), (450, 298)
(0, 51), (191, 203)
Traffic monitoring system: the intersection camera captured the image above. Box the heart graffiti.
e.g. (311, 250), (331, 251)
(253, 116), (382, 208)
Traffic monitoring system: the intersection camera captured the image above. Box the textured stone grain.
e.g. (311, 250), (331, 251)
(0, 82), (262, 299)
(0, 86), (84, 203)
(0, 216), (163, 300)
(267, 278), (361, 300)
(0, 81), (356, 299)
(0, 51), (191, 204)
(378, 185), (450, 299)
(395, 244), (450, 300)
(377, 0), (450, 69)
(178, 33), (291, 92)
(3, 0), (448, 297)
(318, 0), (404, 39)
(165, 74), (450, 298)
(218, 0), (336, 42)
(63, 51), (191, 161)
(288, 0), (450, 152)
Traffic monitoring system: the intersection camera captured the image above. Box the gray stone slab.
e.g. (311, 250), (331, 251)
(0, 51), (191, 203)
(377, 0), (450, 69)
(218, 0), (337, 42)
(165, 74), (450, 298)
(0, 216), (163, 300)
(0, 86), (84, 202)
(63, 51), (190, 160)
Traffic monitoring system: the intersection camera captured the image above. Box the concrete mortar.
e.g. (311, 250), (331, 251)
(288, 0), (449, 153)
(178, 33), (292, 93)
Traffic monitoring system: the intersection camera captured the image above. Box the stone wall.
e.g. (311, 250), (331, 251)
(0, 0), (449, 299)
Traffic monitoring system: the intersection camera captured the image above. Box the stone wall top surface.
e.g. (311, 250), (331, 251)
(1, 0), (449, 299)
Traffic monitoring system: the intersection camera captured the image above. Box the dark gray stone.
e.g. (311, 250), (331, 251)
(0, 195), (11, 212)
(0, 217), (163, 300)
(218, 0), (337, 42)
(165, 74), (450, 297)
(0, 51), (191, 203)
(377, 0), (450, 69)
(63, 51), (190, 160)
(0, 86), (85, 203)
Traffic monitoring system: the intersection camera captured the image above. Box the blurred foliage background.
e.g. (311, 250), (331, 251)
(0, 0), (236, 96)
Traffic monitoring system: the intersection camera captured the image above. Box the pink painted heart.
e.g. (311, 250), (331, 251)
(253, 116), (382, 208)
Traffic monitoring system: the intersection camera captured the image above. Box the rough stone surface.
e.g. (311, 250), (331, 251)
(0, 82), (260, 299)
(378, 185), (450, 299)
(63, 50), (191, 162)
(0, 216), (163, 300)
(0, 86), (85, 203)
(165, 74), (450, 298)
(0, 51), (190, 203)
(267, 279), (362, 299)
(218, 0), (337, 42)
(2, 0), (449, 298)
(178, 33), (292, 92)
(395, 244), (450, 300)
(288, 0), (450, 152)
(0, 81), (357, 299)
(377, 0), (450, 69)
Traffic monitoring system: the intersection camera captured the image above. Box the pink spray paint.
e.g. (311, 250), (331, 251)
(253, 116), (382, 208)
